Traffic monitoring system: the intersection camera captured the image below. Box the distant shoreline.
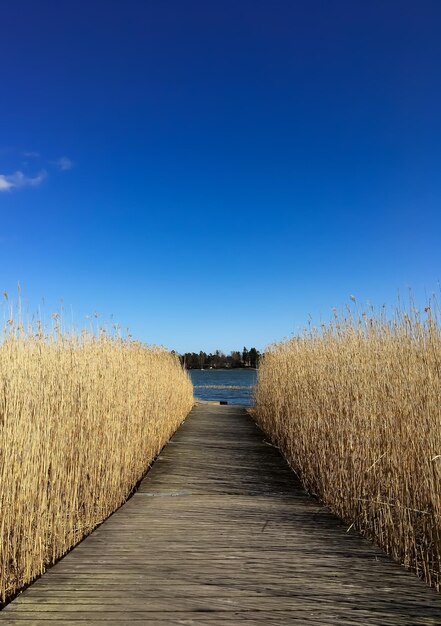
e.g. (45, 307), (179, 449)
(186, 366), (257, 371)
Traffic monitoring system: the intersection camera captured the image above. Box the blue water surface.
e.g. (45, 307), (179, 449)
(188, 369), (257, 406)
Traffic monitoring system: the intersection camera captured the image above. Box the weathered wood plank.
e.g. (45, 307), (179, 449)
(2, 403), (441, 624)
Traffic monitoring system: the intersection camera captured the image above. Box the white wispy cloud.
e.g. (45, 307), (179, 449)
(0, 176), (13, 191)
(0, 149), (73, 192)
(0, 170), (47, 192)
(55, 156), (74, 171)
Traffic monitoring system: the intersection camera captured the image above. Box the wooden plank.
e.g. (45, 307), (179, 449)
(2, 403), (441, 624)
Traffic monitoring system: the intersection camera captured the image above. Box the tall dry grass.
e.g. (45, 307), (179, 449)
(255, 300), (441, 589)
(0, 317), (193, 603)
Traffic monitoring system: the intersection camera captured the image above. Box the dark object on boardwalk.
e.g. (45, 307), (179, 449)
(2, 405), (441, 624)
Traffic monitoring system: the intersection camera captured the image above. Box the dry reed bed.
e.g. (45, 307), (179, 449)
(0, 325), (193, 603)
(255, 305), (441, 589)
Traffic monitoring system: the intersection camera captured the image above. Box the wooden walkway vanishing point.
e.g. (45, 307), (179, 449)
(3, 403), (441, 625)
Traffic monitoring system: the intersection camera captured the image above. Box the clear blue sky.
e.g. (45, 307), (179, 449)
(1, 1), (440, 353)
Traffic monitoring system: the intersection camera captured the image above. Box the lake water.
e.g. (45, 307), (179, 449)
(188, 368), (257, 406)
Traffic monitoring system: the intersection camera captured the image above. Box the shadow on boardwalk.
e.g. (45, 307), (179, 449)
(2, 404), (441, 624)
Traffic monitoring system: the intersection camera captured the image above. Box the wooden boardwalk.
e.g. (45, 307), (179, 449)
(2, 404), (441, 625)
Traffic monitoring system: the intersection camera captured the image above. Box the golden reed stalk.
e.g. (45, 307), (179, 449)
(256, 300), (441, 589)
(0, 318), (193, 602)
